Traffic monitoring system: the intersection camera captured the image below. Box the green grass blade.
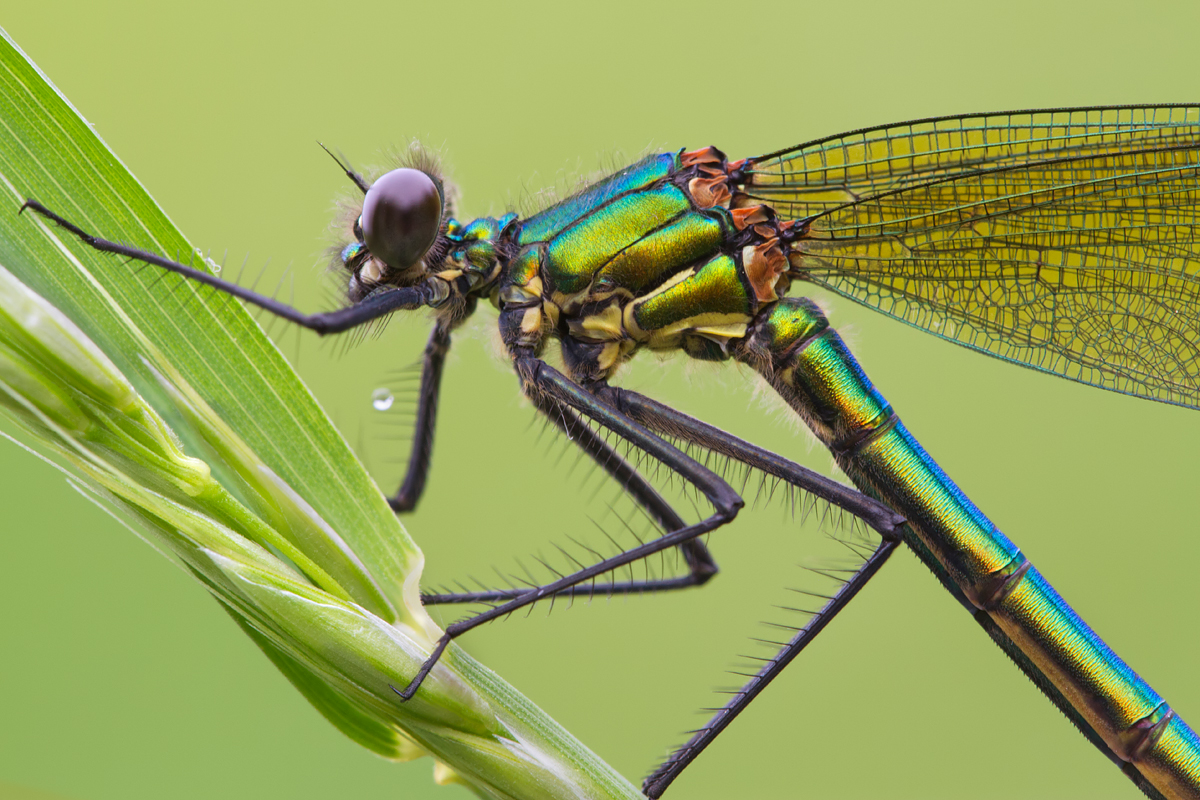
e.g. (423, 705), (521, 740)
(0, 27), (641, 800)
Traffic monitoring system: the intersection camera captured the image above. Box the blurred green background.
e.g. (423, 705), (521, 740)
(3, 2), (1199, 799)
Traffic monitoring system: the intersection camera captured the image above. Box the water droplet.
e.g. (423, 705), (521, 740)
(371, 388), (394, 411)
(196, 248), (221, 274)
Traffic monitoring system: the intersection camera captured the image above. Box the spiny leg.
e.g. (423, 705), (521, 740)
(393, 354), (745, 700)
(597, 385), (904, 536)
(389, 320), (452, 512)
(642, 534), (900, 799)
(532, 393), (719, 589)
(19, 200), (440, 333)
(421, 389), (719, 605)
(585, 385), (906, 796)
(406, 359), (910, 701)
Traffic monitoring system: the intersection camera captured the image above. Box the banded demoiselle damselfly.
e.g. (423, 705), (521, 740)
(22, 105), (1200, 799)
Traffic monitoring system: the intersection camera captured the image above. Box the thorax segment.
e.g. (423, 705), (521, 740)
(499, 148), (795, 380)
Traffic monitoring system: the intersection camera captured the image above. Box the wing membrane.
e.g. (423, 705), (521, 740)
(784, 141), (1200, 408)
(745, 105), (1200, 218)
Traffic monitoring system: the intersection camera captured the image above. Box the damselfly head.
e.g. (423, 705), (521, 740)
(331, 144), (453, 302)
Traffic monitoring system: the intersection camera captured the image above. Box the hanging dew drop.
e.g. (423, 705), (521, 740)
(371, 388), (394, 411)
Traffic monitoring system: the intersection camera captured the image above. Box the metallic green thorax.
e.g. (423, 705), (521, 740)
(437, 144), (1200, 799)
(457, 148), (790, 381)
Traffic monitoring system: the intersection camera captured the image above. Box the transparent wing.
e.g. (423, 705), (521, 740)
(745, 105), (1200, 217)
(781, 141), (1200, 408)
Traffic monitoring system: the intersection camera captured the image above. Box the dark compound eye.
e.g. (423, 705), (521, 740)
(352, 215), (363, 241)
(361, 168), (442, 270)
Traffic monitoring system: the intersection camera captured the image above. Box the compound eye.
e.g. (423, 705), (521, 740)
(361, 168), (442, 270)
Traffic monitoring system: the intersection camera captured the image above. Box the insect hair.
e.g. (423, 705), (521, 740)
(506, 142), (666, 220)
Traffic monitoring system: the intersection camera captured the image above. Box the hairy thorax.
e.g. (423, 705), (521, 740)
(495, 149), (795, 383)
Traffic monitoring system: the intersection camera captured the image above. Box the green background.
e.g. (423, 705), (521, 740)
(2, 2), (1199, 799)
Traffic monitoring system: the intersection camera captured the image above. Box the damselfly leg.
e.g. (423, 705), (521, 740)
(387, 320), (451, 512)
(419, 385), (721, 605)
(643, 536), (899, 798)
(385, 314), (723, 601)
(396, 348), (903, 701)
(18, 200), (443, 331)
